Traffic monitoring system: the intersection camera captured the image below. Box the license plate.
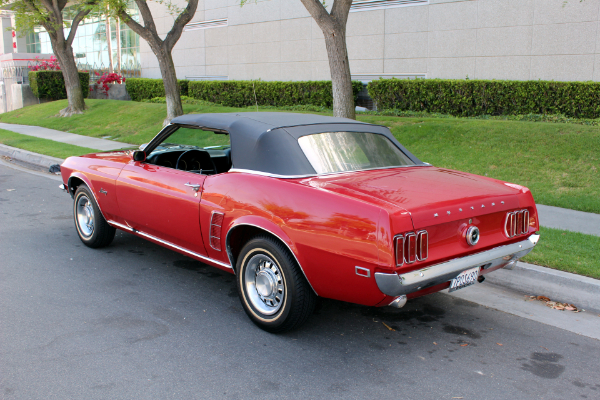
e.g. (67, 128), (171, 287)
(449, 266), (480, 292)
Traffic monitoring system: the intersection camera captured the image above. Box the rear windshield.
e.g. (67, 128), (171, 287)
(298, 131), (415, 174)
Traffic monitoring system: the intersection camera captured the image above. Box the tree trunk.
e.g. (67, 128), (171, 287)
(53, 42), (86, 116)
(116, 17), (122, 73)
(106, 14), (114, 73)
(156, 49), (182, 125)
(323, 29), (355, 120)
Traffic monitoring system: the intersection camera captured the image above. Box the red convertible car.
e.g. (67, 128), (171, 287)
(60, 113), (540, 332)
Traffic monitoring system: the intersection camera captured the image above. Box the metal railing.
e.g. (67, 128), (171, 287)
(0, 66), (31, 85)
(76, 60), (142, 83)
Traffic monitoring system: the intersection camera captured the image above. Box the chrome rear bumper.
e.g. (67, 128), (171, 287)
(375, 234), (540, 297)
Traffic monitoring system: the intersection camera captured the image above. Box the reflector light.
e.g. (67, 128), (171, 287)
(209, 212), (224, 250)
(505, 210), (529, 238)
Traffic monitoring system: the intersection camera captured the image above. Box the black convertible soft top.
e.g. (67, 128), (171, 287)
(169, 112), (423, 176)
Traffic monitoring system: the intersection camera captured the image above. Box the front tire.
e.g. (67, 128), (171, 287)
(73, 184), (115, 248)
(236, 236), (316, 333)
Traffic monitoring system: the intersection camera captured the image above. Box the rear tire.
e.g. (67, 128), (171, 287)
(236, 236), (316, 333)
(73, 184), (115, 248)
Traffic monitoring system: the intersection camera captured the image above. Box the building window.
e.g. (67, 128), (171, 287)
(350, 0), (428, 12)
(25, 0), (140, 70)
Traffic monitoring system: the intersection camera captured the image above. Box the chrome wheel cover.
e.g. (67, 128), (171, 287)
(244, 254), (285, 315)
(76, 195), (95, 238)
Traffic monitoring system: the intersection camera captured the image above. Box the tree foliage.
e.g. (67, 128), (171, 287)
(5, 0), (102, 116)
(107, 0), (199, 124)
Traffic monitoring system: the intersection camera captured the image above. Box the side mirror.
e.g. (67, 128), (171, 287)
(132, 150), (146, 162)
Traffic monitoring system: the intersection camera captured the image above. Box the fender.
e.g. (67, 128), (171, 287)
(67, 172), (108, 221)
(224, 215), (318, 295)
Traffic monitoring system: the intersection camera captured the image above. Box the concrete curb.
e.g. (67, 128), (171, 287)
(0, 144), (63, 170)
(485, 261), (600, 312)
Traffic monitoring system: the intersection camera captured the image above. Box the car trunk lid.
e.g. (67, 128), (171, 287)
(302, 167), (524, 229)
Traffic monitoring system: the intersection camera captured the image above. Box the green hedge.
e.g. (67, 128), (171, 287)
(367, 78), (600, 119)
(28, 70), (90, 100)
(187, 80), (363, 108)
(125, 78), (189, 101)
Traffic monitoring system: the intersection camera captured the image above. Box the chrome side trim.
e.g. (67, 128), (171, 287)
(224, 223), (318, 295)
(229, 164), (430, 179)
(375, 234), (540, 297)
(107, 220), (233, 270)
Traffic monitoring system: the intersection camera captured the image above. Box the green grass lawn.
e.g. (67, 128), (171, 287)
(0, 128), (98, 159)
(0, 99), (240, 145)
(1, 99), (599, 213)
(523, 227), (600, 280)
(361, 116), (600, 214)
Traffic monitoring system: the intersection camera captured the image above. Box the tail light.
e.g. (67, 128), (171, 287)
(405, 232), (417, 264)
(209, 211), (224, 250)
(505, 210), (529, 238)
(394, 235), (404, 267)
(416, 231), (428, 261)
(394, 230), (428, 267)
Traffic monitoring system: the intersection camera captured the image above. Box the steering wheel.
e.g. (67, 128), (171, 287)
(175, 149), (215, 174)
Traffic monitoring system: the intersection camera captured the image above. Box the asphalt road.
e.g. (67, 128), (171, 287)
(1, 163), (599, 400)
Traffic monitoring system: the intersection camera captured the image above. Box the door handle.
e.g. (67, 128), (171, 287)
(185, 182), (201, 192)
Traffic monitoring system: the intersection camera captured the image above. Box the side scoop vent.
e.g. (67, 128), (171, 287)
(209, 212), (225, 251)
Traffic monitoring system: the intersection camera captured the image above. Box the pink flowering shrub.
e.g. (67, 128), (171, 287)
(94, 72), (126, 95)
(29, 56), (60, 71)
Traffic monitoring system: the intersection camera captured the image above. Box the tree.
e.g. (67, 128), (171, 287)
(110, 0), (198, 124)
(242, 0), (354, 119)
(301, 0), (354, 119)
(9, 0), (99, 116)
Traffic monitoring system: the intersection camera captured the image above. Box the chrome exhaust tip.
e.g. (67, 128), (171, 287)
(504, 259), (518, 270)
(389, 295), (407, 309)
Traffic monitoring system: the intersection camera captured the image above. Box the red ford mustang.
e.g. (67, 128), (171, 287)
(60, 113), (540, 332)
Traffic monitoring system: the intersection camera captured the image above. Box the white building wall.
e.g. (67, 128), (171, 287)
(141, 0), (600, 82)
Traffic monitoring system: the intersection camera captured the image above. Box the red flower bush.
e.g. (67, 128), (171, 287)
(29, 56), (60, 71)
(95, 72), (126, 95)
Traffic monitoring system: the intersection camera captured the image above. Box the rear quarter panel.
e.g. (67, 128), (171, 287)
(201, 172), (396, 306)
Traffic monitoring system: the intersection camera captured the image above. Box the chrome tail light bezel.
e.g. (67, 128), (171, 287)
(505, 209), (530, 238)
(394, 230), (428, 266)
(394, 235), (404, 267)
(404, 232), (417, 264)
(416, 230), (428, 261)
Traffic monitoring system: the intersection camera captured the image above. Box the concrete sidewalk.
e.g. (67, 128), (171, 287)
(0, 122), (131, 151)
(537, 204), (600, 237)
